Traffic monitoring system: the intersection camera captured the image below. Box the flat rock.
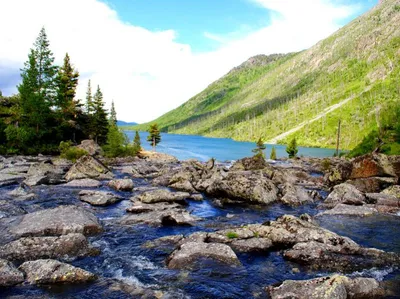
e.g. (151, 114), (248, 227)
(323, 183), (366, 208)
(7, 186), (36, 200)
(347, 177), (396, 193)
(230, 238), (273, 252)
(382, 185), (400, 199)
(108, 178), (134, 191)
(0, 173), (25, 187)
(132, 189), (190, 204)
(167, 242), (241, 269)
(0, 233), (98, 261)
(9, 205), (102, 237)
(64, 178), (102, 188)
(317, 203), (378, 217)
(0, 259), (24, 286)
(65, 155), (113, 181)
(19, 259), (96, 284)
(138, 151), (178, 163)
(267, 275), (384, 299)
(79, 190), (122, 206)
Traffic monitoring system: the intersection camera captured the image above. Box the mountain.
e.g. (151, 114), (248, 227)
(117, 120), (138, 126)
(133, 0), (400, 150)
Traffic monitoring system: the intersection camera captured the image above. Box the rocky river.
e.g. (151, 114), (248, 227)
(0, 145), (399, 298)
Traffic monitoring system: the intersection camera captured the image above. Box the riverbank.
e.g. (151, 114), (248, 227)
(0, 151), (399, 298)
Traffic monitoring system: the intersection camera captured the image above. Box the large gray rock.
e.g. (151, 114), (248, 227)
(317, 203), (378, 217)
(230, 156), (269, 171)
(323, 183), (366, 208)
(64, 178), (102, 188)
(19, 259), (96, 284)
(206, 170), (278, 205)
(79, 190), (122, 206)
(267, 275), (384, 299)
(347, 177), (396, 193)
(167, 242), (241, 269)
(0, 259), (24, 286)
(24, 161), (66, 186)
(132, 189), (190, 204)
(9, 205), (102, 237)
(0, 173), (26, 187)
(76, 139), (102, 156)
(65, 155), (113, 181)
(279, 183), (314, 206)
(0, 233), (98, 261)
(108, 178), (134, 191)
(7, 186), (36, 201)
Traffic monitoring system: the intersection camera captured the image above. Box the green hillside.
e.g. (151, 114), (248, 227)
(132, 0), (400, 150)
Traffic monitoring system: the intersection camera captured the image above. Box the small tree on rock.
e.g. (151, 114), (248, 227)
(270, 146), (277, 160)
(286, 137), (298, 158)
(133, 130), (141, 153)
(252, 137), (266, 158)
(147, 124), (161, 151)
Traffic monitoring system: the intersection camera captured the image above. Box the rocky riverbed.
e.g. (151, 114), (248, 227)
(0, 148), (399, 298)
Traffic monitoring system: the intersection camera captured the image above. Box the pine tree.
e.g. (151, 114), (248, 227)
(109, 100), (117, 125)
(270, 146), (277, 160)
(85, 80), (93, 114)
(252, 137), (266, 158)
(104, 123), (128, 157)
(133, 130), (141, 152)
(91, 85), (108, 144)
(286, 137), (298, 158)
(147, 124), (161, 151)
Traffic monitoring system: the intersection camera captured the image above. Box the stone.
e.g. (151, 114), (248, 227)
(351, 153), (396, 179)
(64, 178), (102, 188)
(347, 177), (396, 193)
(0, 233), (98, 261)
(65, 155), (113, 181)
(0, 166), (29, 174)
(365, 193), (400, 207)
(230, 238), (273, 252)
(76, 139), (102, 156)
(326, 159), (353, 184)
(8, 186), (36, 200)
(317, 203), (378, 217)
(138, 150), (178, 163)
(0, 259), (24, 286)
(279, 183), (314, 206)
(0, 173), (26, 187)
(230, 156), (269, 171)
(382, 185), (400, 199)
(323, 183), (366, 208)
(79, 190), (122, 206)
(24, 161), (66, 186)
(108, 179), (134, 191)
(132, 189), (190, 204)
(167, 242), (241, 269)
(9, 205), (102, 237)
(19, 259), (96, 284)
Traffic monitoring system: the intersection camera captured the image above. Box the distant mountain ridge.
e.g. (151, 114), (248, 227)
(117, 120), (138, 126)
(133, 0), (400, 150)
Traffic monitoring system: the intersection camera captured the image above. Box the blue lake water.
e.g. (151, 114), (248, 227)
(125, 131), (339, 161)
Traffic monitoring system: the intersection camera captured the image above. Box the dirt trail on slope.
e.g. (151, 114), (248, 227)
(266, 93), (360, 144)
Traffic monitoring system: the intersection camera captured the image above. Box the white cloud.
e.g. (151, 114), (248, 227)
(0, 0), (364, 123)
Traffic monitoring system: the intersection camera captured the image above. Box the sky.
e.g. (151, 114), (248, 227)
(0, 0), (378, 123)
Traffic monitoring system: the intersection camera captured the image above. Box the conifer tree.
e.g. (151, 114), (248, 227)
(286, 137), (298, 158)
(109, 100), (117, 125)
(133, 130), (141, 152)
(85, 80), (93, 114)
(91, 85), (108, 144)
(252, 137), (266, 158)
(147, 124), (161, 151)
(270, 146), (277, 160)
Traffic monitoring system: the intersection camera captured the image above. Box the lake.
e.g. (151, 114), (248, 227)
(125, 131), (339, 161)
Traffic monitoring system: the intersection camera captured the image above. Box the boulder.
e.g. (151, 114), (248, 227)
(0, 259), (24, 286)
(107, 178), (134, 191)
(267, 275), (384, 299)
(19, 259), (96, 284)
(138, 150), (178, 163)
(279, 183), (314, 206)
(166, 242), (241, 269)
(326, 159), (353, 184)
(365, 193), (400, 207)
(317, 204), (378, 217)
(132, 189), (190, 204)
(347, 177), (396, 193)
(76, 139), (102, 156)
(382, 185), (400, 199)
(350, 153), (396, 179)
(79, 190), (122, 206)
(0, 233), (98, 261)
(206, 170), (278, 205)
(230, 156), (269, 171)
(0, 173), (26, 187)
(230, 238), (273, 253)
(323, 183), (366, 208)
(7, 186), (36, 200)
(64, 178), (102, 188)
(24, 161), (66, 186)
(65, 155), (113, 181)
(0, 165), (29, 174)
(9, 205), (102, 237)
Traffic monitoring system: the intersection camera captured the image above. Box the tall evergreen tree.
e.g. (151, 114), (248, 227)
(92, 85), (109, 144)
(147, 124), (161, 151)
(270, 146), (277, 160)
(252, 137), (266, 158)
(85, 80), (93, 114)
(109, 100), (117, 125)
(286, 137), (298, 158)
(133, 130), (141, 152)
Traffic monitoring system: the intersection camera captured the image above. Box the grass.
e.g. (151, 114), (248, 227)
(226, 232), (239, 239)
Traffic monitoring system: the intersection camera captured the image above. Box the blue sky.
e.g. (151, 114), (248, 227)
(1, 0), (379, 122)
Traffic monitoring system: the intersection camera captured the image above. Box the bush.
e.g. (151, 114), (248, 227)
(270, 146), (277, 160)
(286, 137), (298, 158)
(321, 158), (331, 171)
(59, 141), (88, 162)
(226, 232), (239, 239)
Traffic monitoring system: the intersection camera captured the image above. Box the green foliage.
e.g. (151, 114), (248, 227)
(103, 124), (129, 158)
(226, 232), (239, 239)
(252, 137), (266, 158)
(147, 124), (161, 150)
(270, 146), (277, 160)
(132, 130), (142, 153)
(286, 137), (298, 158)
(91, 85), (109, 145)
(109, 100), (117, 125)
(59, 141), (87, 162)
(321, 158), (331, 171)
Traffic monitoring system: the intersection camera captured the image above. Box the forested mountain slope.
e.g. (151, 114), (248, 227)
(133, 0), (400, 150)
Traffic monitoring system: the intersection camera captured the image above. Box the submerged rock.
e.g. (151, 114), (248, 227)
(108, 178), (134, 191)
(166, 242), (241, 269)
(9, 205), (102, 237)
(267, 275), (384, 299)
(79, 190), (122, 206)
(0, 233), (98, 261)
(19, 259), (96, 284)
(65, 155), (113, 181)
(0, 259), (24, 286)
(132, 189), (190, 204)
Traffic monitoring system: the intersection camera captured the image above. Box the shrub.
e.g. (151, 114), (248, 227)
(59, 141), (88, 162)
(226, 232), (239, 239)
(321, 158), (331, 171)
(286, 137), (298, 158)
(270, 146), (277, 160)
